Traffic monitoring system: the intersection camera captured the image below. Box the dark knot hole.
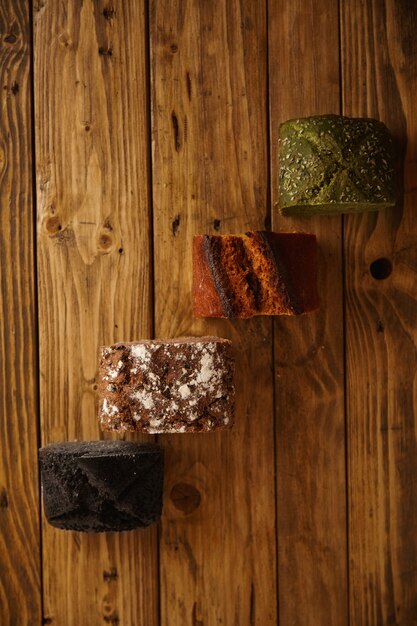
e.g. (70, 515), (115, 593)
(370, 258), (392, 280)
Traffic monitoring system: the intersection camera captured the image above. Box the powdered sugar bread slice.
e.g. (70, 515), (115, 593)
(98, 337), (235, 433)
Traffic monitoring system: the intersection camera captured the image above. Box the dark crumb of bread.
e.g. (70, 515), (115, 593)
(40, 441), (164, 532)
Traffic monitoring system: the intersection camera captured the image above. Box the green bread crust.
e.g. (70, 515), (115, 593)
(278, 114), (396, 216)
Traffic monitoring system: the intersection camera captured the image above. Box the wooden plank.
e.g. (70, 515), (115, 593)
(34, 2), (158, 624)
(268, 2), (348, 624)
(150, 0), (277, 623)
(0, 2), (42, 624)
(341, 1), (417, 623)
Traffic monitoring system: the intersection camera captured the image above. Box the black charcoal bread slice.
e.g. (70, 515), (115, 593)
(40, 441), (164, 532)
(278, 114), (396, 215)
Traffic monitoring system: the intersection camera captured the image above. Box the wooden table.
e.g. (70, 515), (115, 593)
(1, 1), (416, 624)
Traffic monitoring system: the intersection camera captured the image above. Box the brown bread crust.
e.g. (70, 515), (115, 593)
(192, 236), (224, 317)
(192, 231), (319, 318)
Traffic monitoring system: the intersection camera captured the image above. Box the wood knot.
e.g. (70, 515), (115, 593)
(44, 215), (62, 235)
(170, 482), (201, 514)
(99, 46), (113, 57)
(186, 71), (192, 100)
(98, 233), (113, 251)
(103, 568), (118, 582)
(213, 219), (221, 231)
(4, 23), (18, 45)
(370, 257), (392, 280)
(171, 111), (181, 151)
(172, 214), (180, 236)
(103, 6), (116, 20)
(0, 488), (9, 509)
(376, 320), (385, 333)
(170, 43), (178, 53)
(103, 610), (119, 625)
(58, 32), (71, 48)
(192, 602), (204, 626)
(98, 221), (115, 253)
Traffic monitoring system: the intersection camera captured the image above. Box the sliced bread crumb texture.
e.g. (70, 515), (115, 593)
(40, 441), (164, 532)
(193, 232), (319, 318)
(98, 337), (235, 433)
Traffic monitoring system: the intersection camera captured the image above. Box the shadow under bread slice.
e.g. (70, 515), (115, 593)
(192, 231), (319, 318)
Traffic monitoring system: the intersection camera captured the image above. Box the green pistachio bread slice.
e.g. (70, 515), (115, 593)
(278, 114), (396, 216)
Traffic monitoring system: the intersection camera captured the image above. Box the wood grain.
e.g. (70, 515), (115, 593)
(0, 2), (41, 625)
(341, 1), (417, 623)
(2, 3), (416, 624)
(34, 1), (157, 624)
(268, 1), (348, 624)
(150, 0), (277, 623)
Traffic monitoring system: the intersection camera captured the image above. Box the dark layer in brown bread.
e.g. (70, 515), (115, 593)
(192, 231), (319, 318)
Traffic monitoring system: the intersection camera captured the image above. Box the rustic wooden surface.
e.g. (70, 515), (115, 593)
(1, 0), (417, 624)
(342, 1), (417, 624)
(151, 0), (277, 624)
(34, 1), (157, 624)
(0, 2), (41, 625)
(269, 2), (348, 624)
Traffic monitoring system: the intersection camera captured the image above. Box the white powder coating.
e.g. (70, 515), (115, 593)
(131, 344), (151, 363)
(104, 360), (124, 381)
(196, 352), (214, 384)
(101, 398), (119, 417)
(178, 384), (191, 399)
(131, 390), (155, 410)
(98, 337), (235, 433)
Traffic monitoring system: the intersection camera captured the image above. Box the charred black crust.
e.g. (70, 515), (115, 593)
(251, 231), (302, 315)
(202, 235), (235, 317)
(245, 267), (263, 310)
